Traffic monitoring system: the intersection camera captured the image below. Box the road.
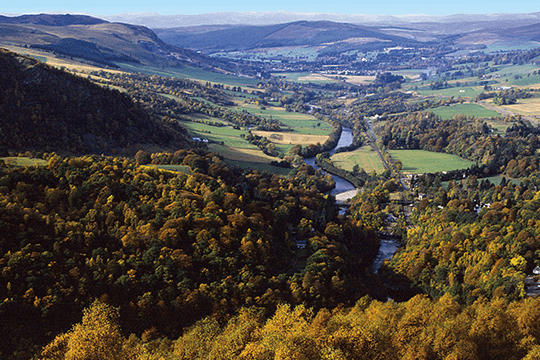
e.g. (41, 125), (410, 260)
(476, 100), (539, 126)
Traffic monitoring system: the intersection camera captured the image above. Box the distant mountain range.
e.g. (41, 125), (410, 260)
(156, 20), (423, 53)
(96, 11), (540, 54)
(99, 11), (540, 29)
(2, 12), (540, 75)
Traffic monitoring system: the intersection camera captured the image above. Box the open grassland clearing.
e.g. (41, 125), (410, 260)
(234, 103), (333, 135)
(394, 69), (425, 81)
(486, 41), (540, 52)
(331, 146), (386, 174)
(492, 63), (539, 82)
(296, 73), (338, 83)
(478, 175), (521, 186)
(225, 159), (291, 176)
(492, 97), (540, 117)
(118, 62), (258, 86)
(389, 150), (475, 174)
(1, 157), (48, 167)
(1, 45), (122, 75)
(343, 75), (376, 85)
(208, 144), (277, 164)
(252, 131), (328, 145)
(180, 121), (251, 149)
(412, 85), (483, 99)
(141, 164), (191, 174)
(429, 103), (501, 119)
(272, 72), (339, 84)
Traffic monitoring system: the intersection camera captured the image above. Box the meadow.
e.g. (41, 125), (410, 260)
(118, 62), (259, 86)
(0, 157), (48, 167)
(493, 97), (540, 118)
(180, 121), (252, 149)
(428, 103), (501, 119)
(141, 164), (191, 174)
(412, 84), (483, 99)
(389, 150), (475, 174)
(271, 72), (339, 84)
(331, 146), (386, 174)
(223, 159), (292, 176)
(234, 103), (333, 135)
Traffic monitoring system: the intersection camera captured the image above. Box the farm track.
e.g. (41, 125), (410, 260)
(476, 100), (539, 126)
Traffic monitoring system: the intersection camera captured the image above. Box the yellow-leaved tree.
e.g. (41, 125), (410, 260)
(41, 300), (134, 360)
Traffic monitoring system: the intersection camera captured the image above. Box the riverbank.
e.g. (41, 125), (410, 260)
(335, 189), (359, 204)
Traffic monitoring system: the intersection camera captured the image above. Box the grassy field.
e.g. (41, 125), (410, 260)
(492, 64), (539, 82)
(142, 164), (191, 174)
(208, 144), (277, 164)
(343, 75), (376, 85)
(429, 103), (501, 119)
(252, 131), (328, 145)
(234, 103), (333, 135)
(389, 150), (475, 174)
(224, 159), (291, 176)
(272, 72), (339, 84)
(487, 97), (540, 117)
(413, 85), (483, 99)
(479, 175), (521, 185)
(118, 63), (259, 86)
(180, 121), (253, 148)
(331, 146), (386, 174)
(1, 157), (48, 167)
(485, 41), (540, 52)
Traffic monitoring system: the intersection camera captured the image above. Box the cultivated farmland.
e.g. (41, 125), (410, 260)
(331, 146), (387, 174)
(389, 150), (475, 174)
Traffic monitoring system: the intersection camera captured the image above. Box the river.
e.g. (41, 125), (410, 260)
(305, 126), (400, 271)
(305, 127), (356, 196)
(371, 236), (400, 273)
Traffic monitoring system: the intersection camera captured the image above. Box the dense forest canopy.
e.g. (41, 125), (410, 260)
(0, 49), (190, 155)
(3, 28), (540, 359)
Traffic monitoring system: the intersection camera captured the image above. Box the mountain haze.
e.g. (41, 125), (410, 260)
(156, 20), (421, 53)
(102, 10), (540, 29)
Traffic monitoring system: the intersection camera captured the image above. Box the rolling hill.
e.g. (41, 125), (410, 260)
(155, 20), (422, 54)
(0, 48), (191, 155)
(0, 13), (236, 72)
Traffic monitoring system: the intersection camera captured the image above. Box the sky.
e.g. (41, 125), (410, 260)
(1, 0), (539, 16)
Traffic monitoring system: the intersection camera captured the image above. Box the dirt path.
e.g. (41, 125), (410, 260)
(476, 101), (539, 126)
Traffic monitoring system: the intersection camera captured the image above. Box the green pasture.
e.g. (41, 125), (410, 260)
(486, 41), (540, 53)
(272, 72), (311, 81)
(429, 103), (501, 119)
(479, 175), (521, 186)
(142, 164), (191, 174)
(180, 121), (252, 148)
(224, 159), (291, 176)
(118, 63), (258, 86)
(414, 86), (483, 98)
(190, 97), (220, 106)
(484, 118), (511, 134)
(271, 72), (338, 84)
(234, 103), (333, 135)
(1, 157), (48, 167)
(492, 64), (540, 84)
(510, 75), (540, 87)
(331, 146), (386, 174)
(389, 150), (475, 174)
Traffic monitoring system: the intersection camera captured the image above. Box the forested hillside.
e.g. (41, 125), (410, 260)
(0, 49), (190, 155)
(5, 15), (540, 359)
(0, 153), (380, 358)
